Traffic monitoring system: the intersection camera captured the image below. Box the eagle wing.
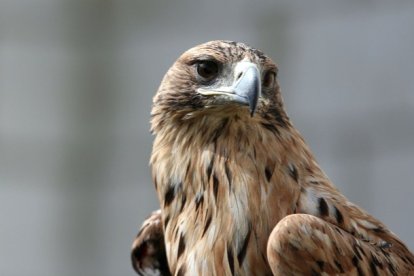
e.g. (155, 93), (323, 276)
(267, 214), (414, 275)
(131, 210), (170, 276)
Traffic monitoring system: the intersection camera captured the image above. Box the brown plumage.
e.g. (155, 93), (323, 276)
(131, 210), (170, 276)
(131, 40), (414, 275)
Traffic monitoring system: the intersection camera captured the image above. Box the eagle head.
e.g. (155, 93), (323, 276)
(151, 40), (289, 134)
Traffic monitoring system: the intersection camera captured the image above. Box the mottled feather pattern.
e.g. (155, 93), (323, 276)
(132, 40), (414, 275)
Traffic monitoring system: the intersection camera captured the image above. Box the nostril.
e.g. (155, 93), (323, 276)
(236, 72), (243, 81)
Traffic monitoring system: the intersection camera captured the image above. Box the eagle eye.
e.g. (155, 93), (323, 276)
(263, 70), (276, 88)
(196, 60), (219, 82)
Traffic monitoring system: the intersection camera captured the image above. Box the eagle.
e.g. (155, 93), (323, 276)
(131, 40), (414, 275)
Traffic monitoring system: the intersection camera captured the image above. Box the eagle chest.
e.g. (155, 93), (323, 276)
(156, 145), (274, 275)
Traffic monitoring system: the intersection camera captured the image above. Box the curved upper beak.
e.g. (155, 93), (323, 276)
(197, 61), (261, 116)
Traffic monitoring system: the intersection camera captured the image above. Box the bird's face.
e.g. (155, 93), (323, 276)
(153, 40), (284, 122)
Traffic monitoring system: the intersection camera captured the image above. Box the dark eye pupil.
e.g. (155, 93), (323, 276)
(197, 61), (218, 80)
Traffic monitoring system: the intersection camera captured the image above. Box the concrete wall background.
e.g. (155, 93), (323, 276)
(1, 1), (413, 275)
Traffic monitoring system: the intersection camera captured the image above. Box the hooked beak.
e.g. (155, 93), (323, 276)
(197, 61), (261, 116)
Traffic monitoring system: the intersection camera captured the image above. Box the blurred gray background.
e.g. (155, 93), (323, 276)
(1, 1), (414, 275)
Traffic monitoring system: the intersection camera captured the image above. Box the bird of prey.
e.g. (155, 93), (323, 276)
(131, 40), (414, 275)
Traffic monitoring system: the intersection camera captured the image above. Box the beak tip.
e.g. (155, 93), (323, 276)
(249, 95), (258, 117)
(249, 105), (256, 117)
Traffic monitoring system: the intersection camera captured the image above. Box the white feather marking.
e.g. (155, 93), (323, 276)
(141, 267), (162, 276)
(300, 188), (319, 216)
(186, 251), (197, 274)
(355, 218), (377, 230)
